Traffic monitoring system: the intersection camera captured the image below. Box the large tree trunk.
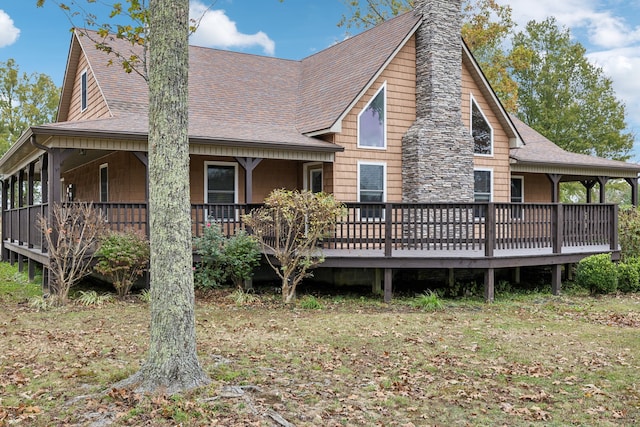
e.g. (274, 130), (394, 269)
(116, 0), (210, 394)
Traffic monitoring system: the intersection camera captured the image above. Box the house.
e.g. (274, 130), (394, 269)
(2, 0), (639, 301)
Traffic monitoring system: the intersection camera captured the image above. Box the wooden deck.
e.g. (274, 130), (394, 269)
(1, 201), (619, 301)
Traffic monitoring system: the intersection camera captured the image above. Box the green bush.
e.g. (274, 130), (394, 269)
(575, 254), (618, 295)
(618, 206), (640, 260)
(193, 222), (261, 289)
(411, 291), (444, 311)
(194, 222), (227, 288)
(617, 258), (640, 293)
(94, 230), (150, 298)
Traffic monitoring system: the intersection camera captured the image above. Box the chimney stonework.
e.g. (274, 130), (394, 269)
(402, 0), (474, 203)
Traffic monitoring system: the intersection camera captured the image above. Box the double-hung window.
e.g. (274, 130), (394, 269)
(511, 176), (524, 218)
(358, 83), (386, 149)
(474, 169), (492, 218)
(205, 162), (237, 220)
(358, 161), (386, 220)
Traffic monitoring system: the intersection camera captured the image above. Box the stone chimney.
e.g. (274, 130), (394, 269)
(402, 0), (474, 203)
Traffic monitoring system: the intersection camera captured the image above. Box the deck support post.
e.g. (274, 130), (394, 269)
(448, 268), (455, 287)
(551, 264), (562, 295)
(28, 260), (37, 281)
(383, 268), (392, 303)
(17, 254), (24, 272)
(9, 250), (15, 266)
(373, 269), (383, 295)
(484, 268), (495, 302)
(513, 267), (521, 284)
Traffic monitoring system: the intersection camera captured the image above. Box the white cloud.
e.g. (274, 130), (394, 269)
(189, 1), (275, 56)
(0, 10), (20, 48)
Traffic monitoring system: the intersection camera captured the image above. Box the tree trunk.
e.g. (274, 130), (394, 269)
(116, 0), (210, 394)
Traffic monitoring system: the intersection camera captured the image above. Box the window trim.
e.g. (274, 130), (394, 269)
(470, 94), (493, 157)
(473, 167), (493, 202)
(303, 162), (323, 193)
(204, 161), (238, 205)
(357, 161), (387, 221)
(99, 163), (108, 203)
(357, 82), (387, 150)
(81, 69), (88, 112)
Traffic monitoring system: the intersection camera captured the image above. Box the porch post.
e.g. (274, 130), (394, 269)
(41, 154), (49, 204)
(625, 177), (638, 207)
(484, 203), (495, 257)
(27, 162), (35, 249)
(581, 180), (596, 203)
(133, 152), (150, 239)
(236, 157), (262, 203)
(610, 204), (619, 251)
(547, 174), (562, 203)
(552, 204), (563, 254)
(1, 179), (6, 261)
(597, 176), (608, 203)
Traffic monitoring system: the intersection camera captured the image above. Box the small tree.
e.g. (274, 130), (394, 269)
(244, 189), (345, 304)
(94, 230), (150, 298)
(37, 202), (107, 305)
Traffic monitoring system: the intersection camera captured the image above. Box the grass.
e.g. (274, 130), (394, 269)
(1, 264), (639, 426)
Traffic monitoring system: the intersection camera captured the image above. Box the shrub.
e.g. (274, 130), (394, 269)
(575, 254), (618, 295)
(38, 202), (107, 305)
(617, 258), (640, 293)
(193, 222), (261, 289)
(618, 206), (640, 260)
(193, 222), (227, 288)
(94, 230), (150, 298)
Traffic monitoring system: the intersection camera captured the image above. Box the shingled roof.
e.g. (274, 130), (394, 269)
(510, 115), (640, 178)
(46, 9), (422, 149)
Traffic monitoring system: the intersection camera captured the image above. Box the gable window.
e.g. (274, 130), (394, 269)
(471, 95), (493, 155)
(81, 70), (88, 111)
(358, 161), (386, 219)
(99, 163), (108, 202)
(474, 169), (492, 217)
(358, 83), (386, 149)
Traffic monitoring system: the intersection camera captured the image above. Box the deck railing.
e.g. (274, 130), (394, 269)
(2, 202), (618, 257)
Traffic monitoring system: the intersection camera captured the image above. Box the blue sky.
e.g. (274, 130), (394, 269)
(2, 0), (640, 159)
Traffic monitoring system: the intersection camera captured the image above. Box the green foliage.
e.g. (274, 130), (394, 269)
(226, 289), (258, 306)
(138, 288), (151, 303)
(193, 223), (261, 289)
(299, 295), (323, 310)
(243, 189), (346, 304)
(618, 206), (640, 260)
(76, 290), (114, 306)
(575, 254), (618, 295)
(411, 291), (444, 311)
(617, 258), (640, 293)
(0, 59), (59, 153)
(94, 230), (150, 298)
(512, 18), (633, 161)
(0, 262), (41, 303)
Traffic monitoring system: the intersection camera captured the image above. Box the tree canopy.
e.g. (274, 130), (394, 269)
(512, 18), (634, 160)
(0, 59), (59, 154)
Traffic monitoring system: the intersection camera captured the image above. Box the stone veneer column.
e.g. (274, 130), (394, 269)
(402, 0), (474, 203)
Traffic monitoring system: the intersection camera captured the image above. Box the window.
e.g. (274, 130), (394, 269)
(474, 169), (492, 217)
(81, 70), (88, 111)
(358, 83), (386, 149)
(99, 164), (108, 203)
(205, 162), (237, 204)
(511, 176), (524, 218)
(304, 163), (323, 193)
(471, 96), (492, 155)
(358, 162), (386, 219)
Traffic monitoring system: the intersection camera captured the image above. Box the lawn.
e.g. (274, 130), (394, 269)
(1, 264), (639, 426)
